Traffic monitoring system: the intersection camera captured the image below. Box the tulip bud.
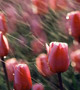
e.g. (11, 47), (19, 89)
(36, 53), (53, 76)
(32, 0), (48, 14)
(0, 12), (7, 34)
(14, 64), (32, 90)
(5, 58), (18, 82)
(32, 83), (44, 90)
(0, 31), (9, 56)
(66, 11), (80, 42)
(71, 50), (80, 72)
(46, 42), (70, 73)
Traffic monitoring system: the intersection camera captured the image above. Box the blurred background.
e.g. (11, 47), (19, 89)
(0, 0), (80, 90)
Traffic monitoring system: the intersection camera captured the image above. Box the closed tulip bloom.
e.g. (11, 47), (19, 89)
(71, 50), (80, 72)
(46, 42), (70, 73)
(36, 53), (53, 76)
(14, 64), (32, 90)
(0, 12), (7, 34)
(66, 11), (80, 42)
(0, 32), (9, 56)
(32, 0), (48, 14)
(32, 83), (44, 90)
(5, 58), (18, 82)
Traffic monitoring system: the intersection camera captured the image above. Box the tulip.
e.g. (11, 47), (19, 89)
(66, 11), (80, 43)
(0, 31), (9, 57)
(0, 12), (7, 34)
(46, 42), (70, 73)
(14, 64), (32, 90)
(4, 4), (17, 33)
(71, 49), (80, 72)
(32, 0), (48, 14)
(46, 42), (54, 55)
(36, 53), (53, 76)
(46, 42), (70, 90)
(32, 83), (44, 90)
(49, 0), (68, 11)
(76, 0), (80, 3)
(31, 39), (44, 54)
(30, 18), (42, 37)
(0, 31), (10, 90)
(5, 58), (18, 82)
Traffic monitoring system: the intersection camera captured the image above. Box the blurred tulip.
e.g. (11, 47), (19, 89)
(30, 17), (43, 37)
(46, 42), (70, 73)
(69, 40), (80, 54)
(0, 32), (9, 56)
(18, 35), (27, 47)
(1, 3), (17, 33)
(66, 11), (80, 43)
(5, 58), (18, 82)
(31, 39), (44, 54)
(32, 83), (44, 90)
(49, 0), (68, 11)
(36, 53), (53, 76)
(32, 0), (48, 14)
(14, 64), (32, 90)
(5, 4), (17, 33)
(71, 50), (80, 72)
(0, 12), (7, 34)
(76, 0), (80, 3)
(21, 12), (30, 23)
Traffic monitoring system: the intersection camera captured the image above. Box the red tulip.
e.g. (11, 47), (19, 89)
(46, 42), (70, 73)
(32, 83), (44, 90)
(14, 64), (32, 90)
(0, 12), (7, 34)
(76, 0), (80, 3)
(36, 53), (53, 76)
(32, 0), (48, 14)
(5, 58), (18, 82)
(49, 0), (68, 11)
(66, 11), (80, 42)
(71, 50), (80, 72)
(0, 31), (9, 56)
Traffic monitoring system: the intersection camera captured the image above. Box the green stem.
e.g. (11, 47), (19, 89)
(58, 73), (63, 90)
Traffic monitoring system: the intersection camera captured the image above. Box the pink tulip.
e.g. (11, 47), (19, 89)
(14, 64), (32, 90)
(66, 11), (80, 42)
(71, 50), (80, 72)
(46, 42), (70, 73)
(49, 0), (68, 11)
(36, 53), (53, 76)
(31, 39), (44, 54)
(32, 83), (44, 90)
(1, 3), (17, 33)
(5, 58), (18, 82)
